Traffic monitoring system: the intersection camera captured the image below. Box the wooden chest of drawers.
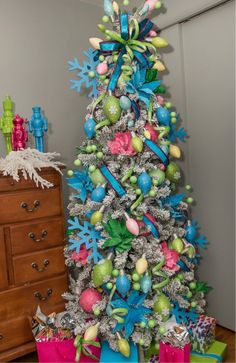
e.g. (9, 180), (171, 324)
(0, 167), (68, 362)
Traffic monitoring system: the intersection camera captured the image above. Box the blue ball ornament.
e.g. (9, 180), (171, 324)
(91, 186), (106, 202)
(137, 172), (152, 194)
(84, 118), (96, 140)
(119, 96), (131, 110)
(156, 107), (171, 126)
(116, 272), (131, 297)
(185, 222), (197, 243)
(140, 275), (152, 293)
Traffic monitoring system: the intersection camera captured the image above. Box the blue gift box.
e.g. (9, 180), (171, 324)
(100, 341), (139, 363)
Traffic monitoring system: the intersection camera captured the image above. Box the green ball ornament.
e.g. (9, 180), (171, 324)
(186, 291), (193, 299)
(132, 273), (140, 282)
(136, 189), (142, 195)
(140, 322), (146, 328)
(186, 197), (194, 204)
(123, 0), (129, 5)
(155, 343), (160, 351)
(112, 269), (119, 277)
(133, 283), (141, 291)
(165, 102), (172, 109)
(74, 159), (81, 167)
(149, 168), (165, 186)
(92, 258), (113, 287)
(139, 339), (144, 346)
(93, 308), (101, 316)
(148, 320), (156, 328)
(112, 54), (119, 62)
(171, 117), (177, 124)
(99, 75), (106, 81)
(99, 55), (105, 62)
(170, 112), (177, 117)
(155, 1), (162, 9)
(86, 145), (92, 153)
(177, 273), (184, 281)
(189, 282), (197, 290)
(88, 71), (96, 78)
(153, 293), (171, 322)
(171, 237), (184, 254)
(102, 15), (109, 23)
(103, 96), (121, 123)
(166, 162), (181, 183)
(106, 282), (113, 290)
(67, 170), (74, 177)
(191, 301), (197, 308)
(90, 169), (106, 186)
(185, 184), (192, 191)
(104, 79), (109, 85)
(89, 165), (96, 173)
(96, 151), (104, 159)
(149, 190), (156, 197)
(91, 145), (97, 152)
(130, 176), (137, 184)
(158, 326), (166, 335)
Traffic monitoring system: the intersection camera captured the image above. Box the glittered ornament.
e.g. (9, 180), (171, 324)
(103, 96), (121, 123)
(135, 255), (148, 275)
(116, 270), (131, 297)
(79, 288), (102, 313)
(117, 333), (130, 358)
(84, 118), (96, 139)
(153, 293), (171, 321)
(151, 37), (168, 48)
(166, 162), (181, 183)
(137, 172), (152, 194)
(153, 60), (166, 72)
(84, 323), (99, 341)
(140, 274), (152, 293)
(90, 209), (103, 225)
(119, 96), (131, 110)
(149, 168), (165, 186)
(90, 169), (106, 185)
(169, 144), (181, 159)
(131, 135), (143, 153)
(156, 107), (170, 126)
(185, 221), (197, 243)
(92, 256), (113, 287)
(91, 186), (106, 202)
(171, 236), (184, 254)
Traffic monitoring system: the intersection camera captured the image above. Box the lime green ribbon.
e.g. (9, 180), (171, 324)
(152, 258), (170, 291)
(74, 335), (101, 362)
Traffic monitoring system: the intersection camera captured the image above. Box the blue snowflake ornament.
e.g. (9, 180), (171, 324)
(185, 220), (209, 249)
(168, 124), (188, 143)
(68, 217), (103, 263)
(68, 48), (99, 97)
(171, 302), (199, 324)
(67, 169), (94, 203)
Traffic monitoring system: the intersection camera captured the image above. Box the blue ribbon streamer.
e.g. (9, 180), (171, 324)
(100, 165), (126, 197)
(131, 100), (140, 119)
(191, 351), (222, 362)
(177, 260), (190, 272)
(143, 215), (159, 238)
(144, 139), (169, 166)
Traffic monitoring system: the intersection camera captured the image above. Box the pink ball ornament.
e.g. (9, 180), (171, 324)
(145, 123), (159, 142)
(79, 288), (102, 313)
(149, 30), (157, 37)
(126, 217), (140, 236)
(96, 62), (108, 75)
(157, 95), (165, 105)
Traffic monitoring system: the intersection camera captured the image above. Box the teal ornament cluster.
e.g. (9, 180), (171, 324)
(84, 118), (96, 139)
(156, 106), (170, 126)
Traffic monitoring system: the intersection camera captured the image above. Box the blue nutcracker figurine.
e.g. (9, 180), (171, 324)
(28, 106), (48, 152)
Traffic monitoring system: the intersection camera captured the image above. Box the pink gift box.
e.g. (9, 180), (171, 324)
(159, 341), (191, 363)
(36, 338), (101, 363)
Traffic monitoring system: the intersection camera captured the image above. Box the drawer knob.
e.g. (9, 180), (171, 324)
(21, 200), (40, 213)
(34, 288), (53, 301)
(28, 230), (48, 243)
(31, 259), (50, 272)
(0, 334), (3, 341)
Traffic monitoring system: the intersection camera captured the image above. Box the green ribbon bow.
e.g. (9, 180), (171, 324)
(74, 335), (101, 362)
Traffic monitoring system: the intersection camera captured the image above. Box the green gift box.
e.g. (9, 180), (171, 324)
(191, 340), (227, 363)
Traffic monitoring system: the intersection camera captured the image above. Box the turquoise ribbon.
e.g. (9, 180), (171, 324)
(100, 14), (154, 91)
(100, 165), (126, 197)
(191, 351), (222, 362)
(143, 214), (159, 238)
(144, 139), (169, 166)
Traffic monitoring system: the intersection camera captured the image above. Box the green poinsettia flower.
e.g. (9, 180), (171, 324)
(102, 216), (134, 253)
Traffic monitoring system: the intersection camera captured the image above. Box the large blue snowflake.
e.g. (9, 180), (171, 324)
(171, 302), (199, 324)
(111, 290), (152, 338)
(68, 217), (103, 263)
(168, 124), (188, 142)
(68, 48), (99, 97)
(160, 193), (187, 221)
(185, 220), (209, 249)
(67, 169), (94, 203)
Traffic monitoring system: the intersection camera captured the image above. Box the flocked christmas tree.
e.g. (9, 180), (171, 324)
(64, 0), (211, 360)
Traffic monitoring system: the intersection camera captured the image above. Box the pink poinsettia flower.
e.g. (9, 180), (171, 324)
(72, 245), (90, 265)
(108, 132), (136, 155)
(161, 242), (180, 271)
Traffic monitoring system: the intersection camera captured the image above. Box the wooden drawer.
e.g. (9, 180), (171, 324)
(0, 188), (62, 224)
(0, 274), (68, 321)
(0, 228), (8, 291)
(13, 247), (66, 284)
(0, 317), (33, 353)
(0, 169), (61, 192)
(10, 218), (65, 255)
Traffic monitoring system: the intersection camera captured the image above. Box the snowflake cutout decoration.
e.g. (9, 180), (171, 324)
(68, 48), (99, 97)
(185, 220), (209, 249)
(171, 302), (199, 324)
(68, 217), (103, 263)
(168, 124), (188, 143)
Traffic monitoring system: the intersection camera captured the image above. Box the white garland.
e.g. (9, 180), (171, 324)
(0, 148), (64, 188)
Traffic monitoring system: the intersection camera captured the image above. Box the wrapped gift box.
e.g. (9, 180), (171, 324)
(159, 341), (191, 363)
(100, 340), (138, 363)
(188, 315), (216, 353)
(191, 340), (227, 363)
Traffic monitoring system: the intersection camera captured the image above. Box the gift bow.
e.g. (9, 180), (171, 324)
(100, 14), (155, 91)
(74, 335), (101, 362)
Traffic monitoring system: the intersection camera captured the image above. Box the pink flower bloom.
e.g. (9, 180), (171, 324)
(72, 245), (90, 265)
(161, 242), (180, 271)
(108, 132), (136, 155)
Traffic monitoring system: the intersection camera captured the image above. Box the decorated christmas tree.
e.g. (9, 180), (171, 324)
(64, 0), (214, 361)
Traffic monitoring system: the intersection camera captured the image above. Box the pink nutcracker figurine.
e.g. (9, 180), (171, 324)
(11, 114), (28, 151)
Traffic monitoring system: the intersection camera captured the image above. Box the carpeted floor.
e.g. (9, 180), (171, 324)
(11, 325), (235, 363)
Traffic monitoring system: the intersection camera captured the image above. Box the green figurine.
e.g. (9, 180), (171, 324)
(0, 96), (14, 154)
